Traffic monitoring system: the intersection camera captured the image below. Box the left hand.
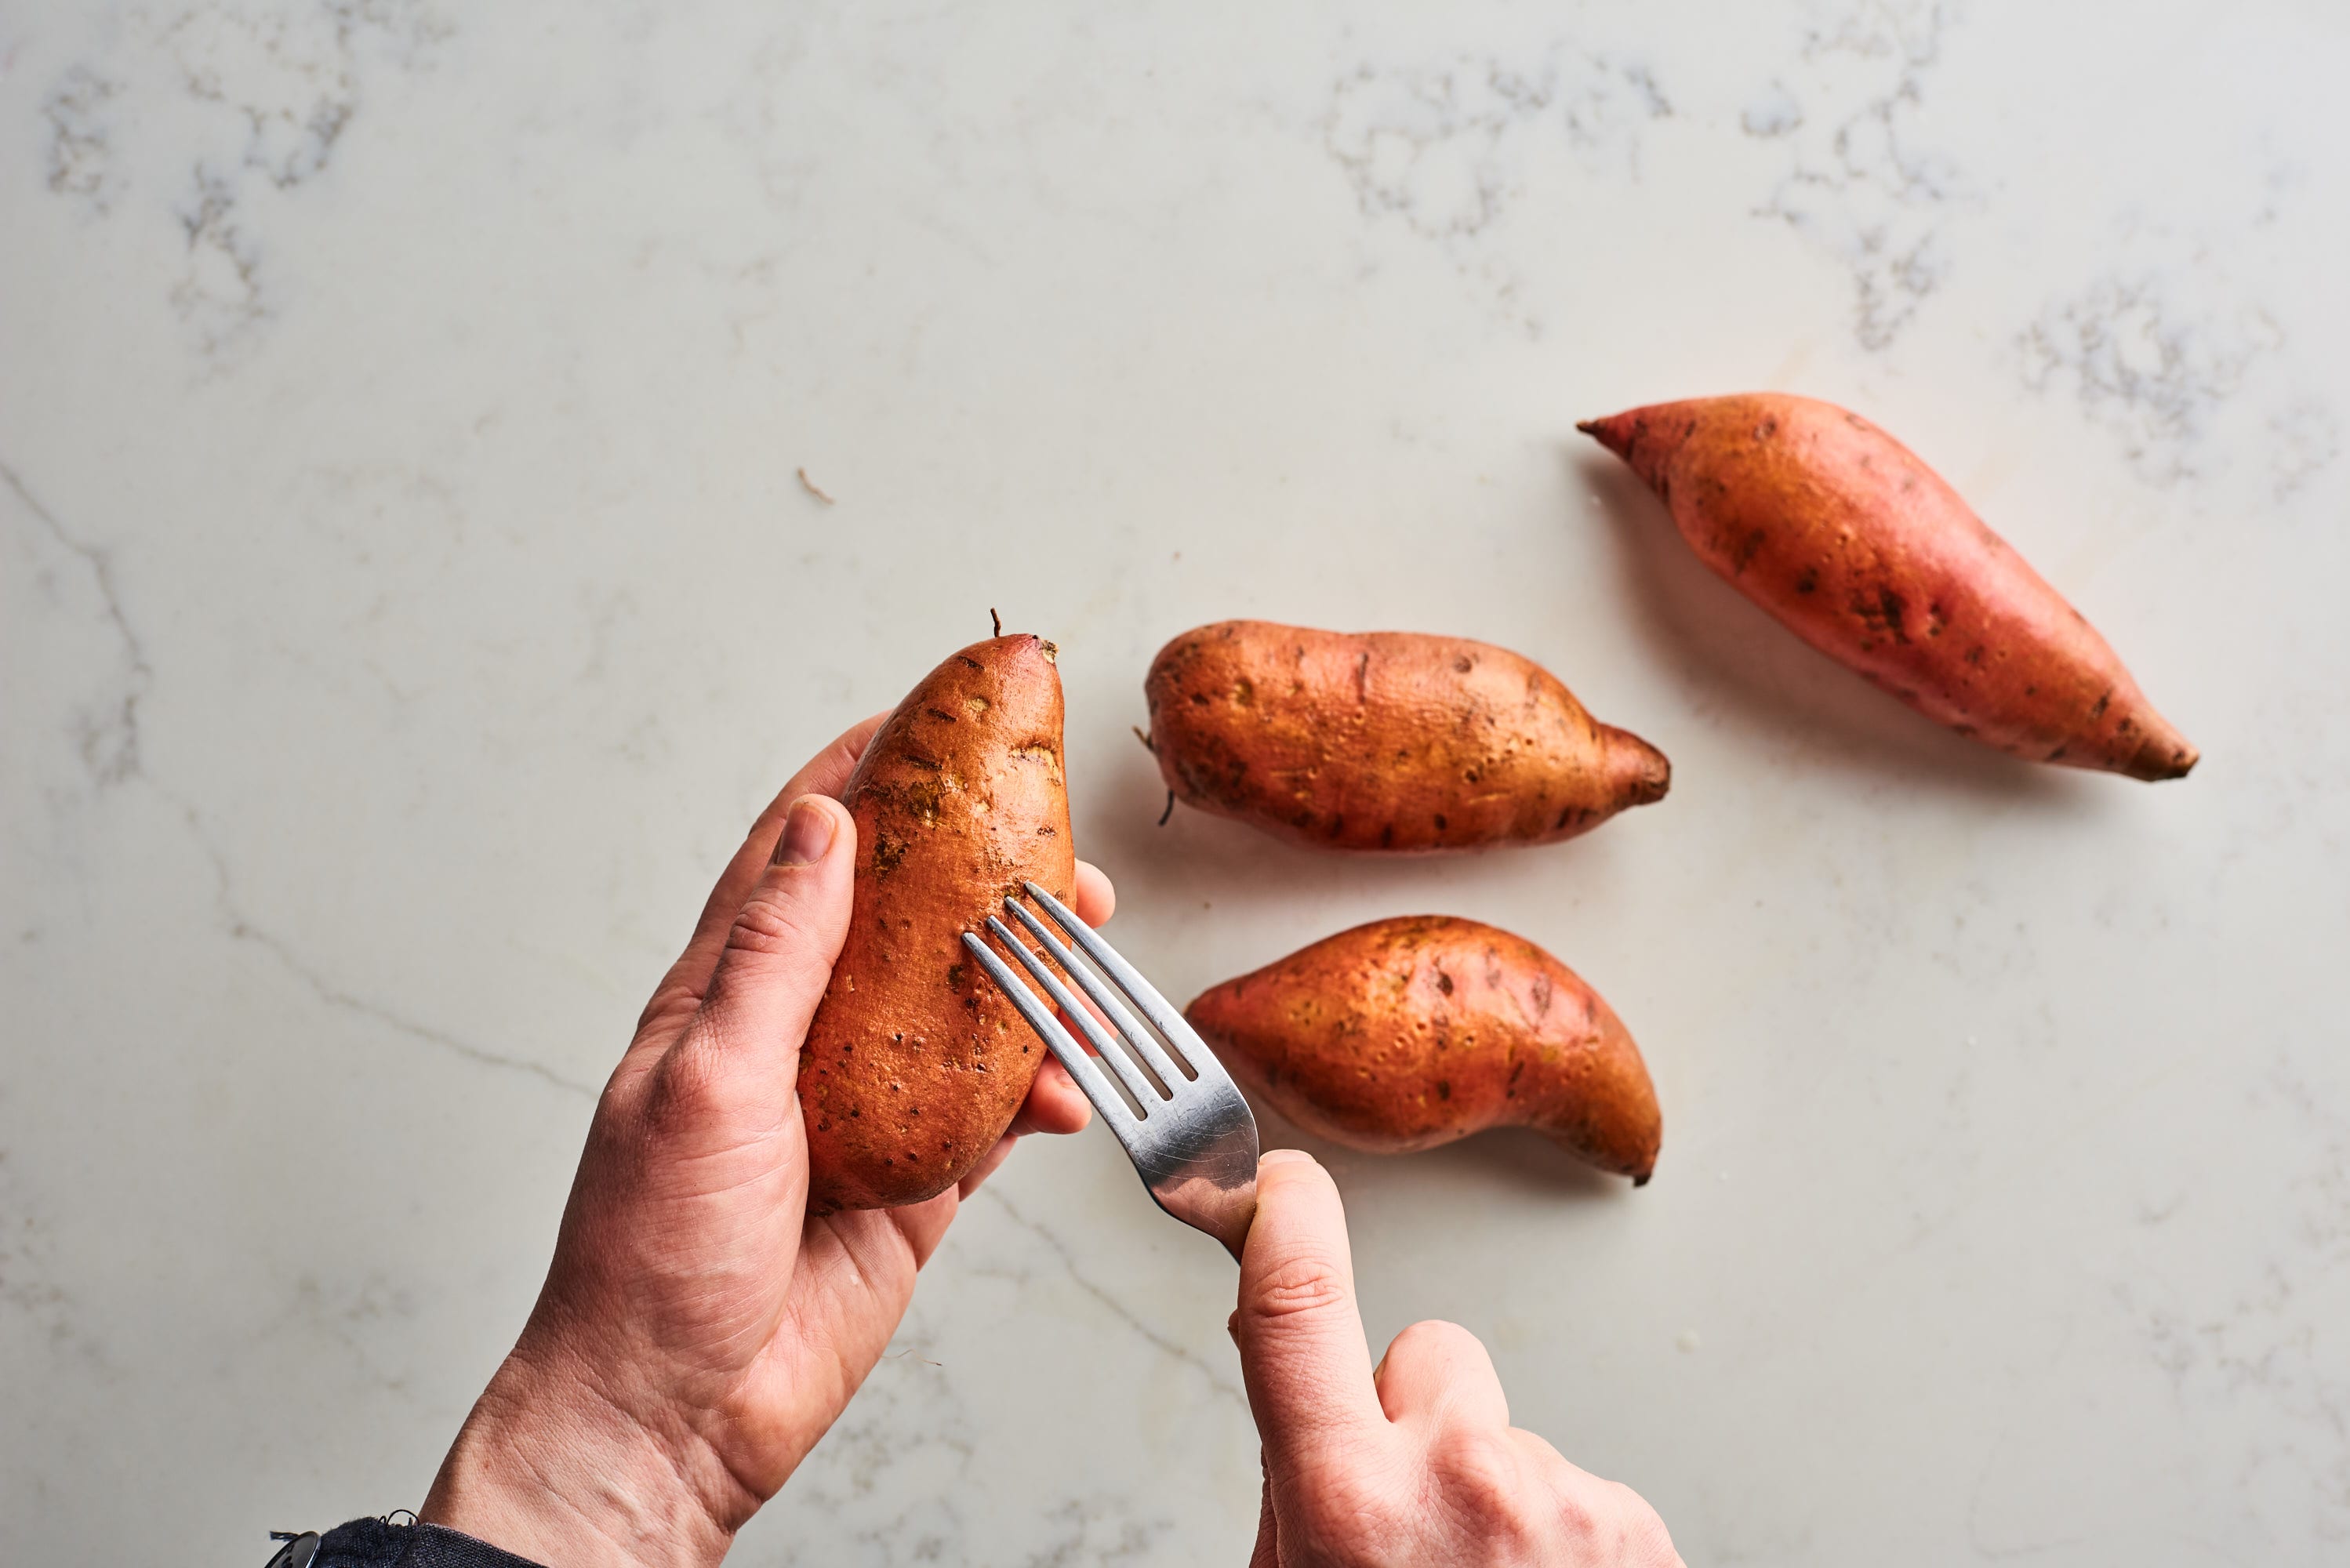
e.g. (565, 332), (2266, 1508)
(419, 713), (1113, 1568)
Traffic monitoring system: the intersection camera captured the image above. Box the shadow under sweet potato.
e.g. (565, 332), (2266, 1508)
(1239, 1088), (1629, 1205)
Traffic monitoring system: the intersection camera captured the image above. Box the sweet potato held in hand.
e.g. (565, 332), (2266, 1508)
(1186, 916), (1661, 1183)
(797, 634), (1077, 1212)
(1144, 621), (1669, 851)
(1578, 393), (2196, 781)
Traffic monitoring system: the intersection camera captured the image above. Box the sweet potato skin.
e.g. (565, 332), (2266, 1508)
(798, 634), (1077, 1212)
(1143, 621), (1669, 852)
(1578, 393), (2195, 781)
(1186, 916), (1661, 1182)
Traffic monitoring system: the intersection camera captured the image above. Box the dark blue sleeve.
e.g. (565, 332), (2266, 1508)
(271, 1515), (549, 1568)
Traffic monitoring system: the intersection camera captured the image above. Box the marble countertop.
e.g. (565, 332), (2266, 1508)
(5, 2), (2347, 1563)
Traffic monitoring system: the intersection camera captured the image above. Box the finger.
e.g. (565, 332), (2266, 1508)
(964, 1054), (1088, 1178)
(1373, 1319), (1511, 1431)
(784, 709), (893, 803)
(956, 1133), (1020, 1198)
(874, 1185), (961, 1269)
(1235, 1149), (1386, 1473)
(1003, 1054), (1090, 1137)
(1072, 859), (1114, 927)
(664, 795), (855, 1098)
(955, 1058), (1091, 1200)
(635, 711), (888, 1039)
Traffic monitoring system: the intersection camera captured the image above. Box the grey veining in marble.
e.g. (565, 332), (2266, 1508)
(5, 2), (2348, 1563)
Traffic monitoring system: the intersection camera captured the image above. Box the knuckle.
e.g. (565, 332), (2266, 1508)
(1609, 1484), (1680, 1565)
(1431, 1429), (1538, 1541)
(1551, 1475), (1676, 1562)
(1247, 1253), (1352, 1323)
(1553, 1481), (1604, 1545)
(706, 887), (837, 1013)
(634, 979), (702, 1038)
(640, 1034), (730, 1133)
(725, 882), (825, 962)
(1290, 1467), (1413, 1564)
(1389, 1318), (1481, 1364)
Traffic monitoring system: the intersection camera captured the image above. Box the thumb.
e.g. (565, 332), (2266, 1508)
(670, 795), (856, 1084)
(1235, 1150), (1387, 1479)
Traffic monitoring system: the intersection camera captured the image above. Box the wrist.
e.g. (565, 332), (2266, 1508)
(421, 1341), (746, 1568)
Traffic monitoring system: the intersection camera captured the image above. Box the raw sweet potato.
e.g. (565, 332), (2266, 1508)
(1186, 916), (1661, 1183)
(1143, 621), (1669, 851)
(798, 634), (1077, 1212)
(1578, 393), (2196, 780)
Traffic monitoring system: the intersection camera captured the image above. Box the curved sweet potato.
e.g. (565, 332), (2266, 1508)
(1578, 393), (2195, 780)
(798, 634), (1077, 1212)
(1186, 916), (1660, 1183)
(1144, 621), (1669, 852)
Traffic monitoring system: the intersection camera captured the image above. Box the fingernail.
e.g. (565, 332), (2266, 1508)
(771, 797), (837, 867)
(1259, 1149), (1315, 1170)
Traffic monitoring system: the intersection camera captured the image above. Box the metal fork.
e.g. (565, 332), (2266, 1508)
(961, 881), (1259, 1261)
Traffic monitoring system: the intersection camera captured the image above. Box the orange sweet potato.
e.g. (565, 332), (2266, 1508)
(1186, 916), (1661, 1183)
(1143, 621), (1669, 851)
(798, 634), (1077, 1212)
(1579, 393), (2196, 780)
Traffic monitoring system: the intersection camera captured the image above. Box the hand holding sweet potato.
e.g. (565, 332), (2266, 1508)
(798, 634), (1078, 1211)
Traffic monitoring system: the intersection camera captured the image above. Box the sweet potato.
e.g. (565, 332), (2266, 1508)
(1143, 621), (1669, 851)
(798, 633), (1077, 1212)
(1186, 916), (1661, 1183)
(1578, 393), (2196, 780)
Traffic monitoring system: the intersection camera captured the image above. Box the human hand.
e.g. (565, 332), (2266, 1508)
(419, 714), (1115, 1568)
(1234, 1150), (1683, 1567)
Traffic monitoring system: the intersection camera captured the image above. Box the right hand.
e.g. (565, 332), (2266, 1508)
(1233, 1149), (1684, 1567)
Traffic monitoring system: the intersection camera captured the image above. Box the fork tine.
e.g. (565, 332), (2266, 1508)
(1004, 898), (1187, 1094)
(958, 931), (1136, 1127)
(1019, 880), (1237, 1089)
(970, 902), (1260, 1264)
(980, 916), (1161, 1114)
(980, 916), (1135, 1075)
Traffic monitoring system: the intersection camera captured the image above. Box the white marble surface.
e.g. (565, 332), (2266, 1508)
(4, 2), (2348, 1562)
